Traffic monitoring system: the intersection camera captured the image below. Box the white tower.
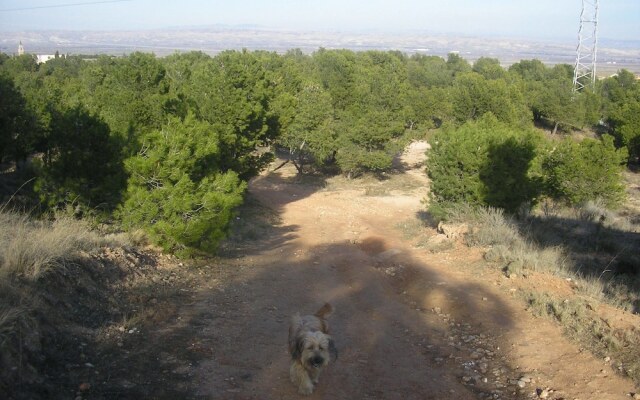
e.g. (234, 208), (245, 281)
(573, 0), (599, 92)
(18, 41), (24, 56)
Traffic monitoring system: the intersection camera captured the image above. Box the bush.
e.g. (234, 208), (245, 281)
(334, 110), (403, 176)
(33, 107), (125, 213)
(0, 73), (39, 165)
(451, 72), (531, 127)
(610, 101), (640, 162)
(449, 205), (569, 274)
(335, 144), (393, 177)
(541, 135), (627, 208)
(118, 114), (246, 255)
(426, 114), (543, 215)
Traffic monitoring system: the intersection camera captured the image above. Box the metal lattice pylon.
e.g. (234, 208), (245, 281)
(573, 0), (599, 92)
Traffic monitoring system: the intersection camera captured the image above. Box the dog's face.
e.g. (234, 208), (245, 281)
(294, 331), (335, 371)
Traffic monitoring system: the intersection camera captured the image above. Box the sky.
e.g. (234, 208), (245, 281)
(0, 0), (638, 41)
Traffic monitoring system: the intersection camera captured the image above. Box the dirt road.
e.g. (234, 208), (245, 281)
(167, 155), (638, 399)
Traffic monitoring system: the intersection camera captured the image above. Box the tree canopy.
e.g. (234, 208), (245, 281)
(0, 48), (635, 252)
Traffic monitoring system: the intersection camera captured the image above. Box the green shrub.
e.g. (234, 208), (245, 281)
(334, 111), (403, 176)
(335, 144), (393, 177)
(277, 84), (338, 173)
(451, 72), (531, 127)
(33, 106), (125, 213)
(610, 100), (640, 162)
(426, 114), (543, 214)
(118, 114), (246, 255)
(541, 134), (627, 208)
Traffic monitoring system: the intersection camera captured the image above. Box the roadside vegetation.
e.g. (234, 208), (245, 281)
(0, 209), (131, 397)
(1, 50), (638, 254)
(434, 198), (640, 383)
(1, 48), (639, 392)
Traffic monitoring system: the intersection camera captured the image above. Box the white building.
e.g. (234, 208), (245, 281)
(36, 54), (57, 63)
(17, 41), (63, 63)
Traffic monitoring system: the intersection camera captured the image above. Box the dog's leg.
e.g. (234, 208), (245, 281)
(290, 361), (314, 395)
(309, 367), (322, 384)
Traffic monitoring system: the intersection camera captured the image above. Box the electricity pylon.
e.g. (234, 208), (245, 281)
(573, 0), (599, 92)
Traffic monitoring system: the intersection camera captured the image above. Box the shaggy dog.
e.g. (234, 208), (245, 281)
(288, 303), (337, 395)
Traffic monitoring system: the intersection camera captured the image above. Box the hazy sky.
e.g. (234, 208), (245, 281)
(0, 0), (638, 41)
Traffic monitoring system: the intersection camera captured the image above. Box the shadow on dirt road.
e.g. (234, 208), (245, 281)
(70, 167), (635, 400)
(173, 169), (528, 400)
(184, 239), (523, 400)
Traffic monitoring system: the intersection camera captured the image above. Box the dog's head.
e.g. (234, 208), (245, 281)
(292, 331), (337, 370)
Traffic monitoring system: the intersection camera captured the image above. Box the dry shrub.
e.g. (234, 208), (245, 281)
(457, 204), (637, 306)
(464, 206), (569, 274)
(448, 200), (639, 384)
(529, 200), (639, 310)
(0, 210), (133, 396)
(464, 207), (520, 247)
(578, 199), (616, 223)
(575, 274), (640, 313)
(578, 199), (637, 233)
(0, 211), (121, 279)
(122, 228), (149, 247)
(484, 242), (568, 275)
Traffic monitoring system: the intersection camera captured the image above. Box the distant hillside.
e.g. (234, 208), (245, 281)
(1, 28), (639, 74)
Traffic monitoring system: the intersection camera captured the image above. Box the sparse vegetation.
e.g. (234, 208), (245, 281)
(452, 201), (639, 310)
(0, 210), (123, 279)
(524, 290), (640, 383)
(443, 199), (640, 384)
(0, 210), (135, 398)
(395, 218), (428, 240)
(450, 206), (569, 275)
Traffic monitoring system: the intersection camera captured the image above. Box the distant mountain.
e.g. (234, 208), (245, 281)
(1, 27), (638, 73)
(599, 38), (640, 49)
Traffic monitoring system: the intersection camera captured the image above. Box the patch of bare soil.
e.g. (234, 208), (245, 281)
(5, 143), (638, 399)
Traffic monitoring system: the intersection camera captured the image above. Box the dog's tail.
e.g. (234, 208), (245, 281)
(314, 303), (333, 319)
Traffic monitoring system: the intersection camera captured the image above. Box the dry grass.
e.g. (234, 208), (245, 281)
(0, 210), (138, 396)
(530, 200), (639, 312)
(462, 207), (521, 247)
(0, 210), (129, 364)
(455, 203), (639, 311)
(454, 206), (570, 276)
(0, 210), (126, 280)
(449, 201), (640, 383)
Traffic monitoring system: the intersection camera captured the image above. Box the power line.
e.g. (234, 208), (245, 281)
(573, 0), (599, 92)
(0, 0), (132, 12)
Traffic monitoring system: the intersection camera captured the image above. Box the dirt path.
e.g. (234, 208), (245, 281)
(179, 155), (637, 399)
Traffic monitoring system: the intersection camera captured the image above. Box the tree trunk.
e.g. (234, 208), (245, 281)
(291, 158), (304, 175)
(272, 159), (290, 172)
